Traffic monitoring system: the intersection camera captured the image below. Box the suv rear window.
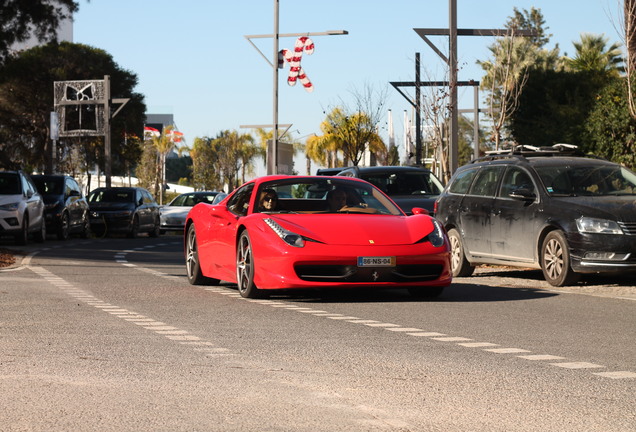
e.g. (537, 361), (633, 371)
(363, 172), (443, 196)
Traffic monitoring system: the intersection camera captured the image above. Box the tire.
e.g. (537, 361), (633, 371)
(448, 228), (475, 277)
(149, 217), (161, 238)
(541, 230), (580, 286)
(34, 219), (46, 243)
(236, 230), (263, 298)
(79, 214), (89, 239)
(57, 212), (70, 240)
(185, 224), (219, 285)
(15, 217), (28, 246)
(408, 286), (445, 299)
(127, 215), (139, 238)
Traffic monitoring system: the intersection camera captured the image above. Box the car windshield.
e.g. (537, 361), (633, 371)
(0, 173), (21, 195)
(169, 193), (217, 206)
(253, 178), (403, 215)
(89, 189), (134, 203)
(536, 165), (636, 196)
(362, 171), (444, 196)
(32, 177), (63, 195)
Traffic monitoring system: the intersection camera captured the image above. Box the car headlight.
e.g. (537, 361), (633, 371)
(576, 216), (623, 234)
(426, 218), (447, 247)
(0, 202), (19, 211)
(264, 218), (305, 247)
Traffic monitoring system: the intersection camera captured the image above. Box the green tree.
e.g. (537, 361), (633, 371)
(567, 33), (623, 76)
(0, 41), (146, 172)
(0, 0), (80, 63)
(479, 7), (558, 149)
(310, 107), (386, 167)
(585, 77), (636, 168)
(190, 136), (223, 191)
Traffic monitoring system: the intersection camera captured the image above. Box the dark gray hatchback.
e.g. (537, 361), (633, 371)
(434, 145), (636, 286)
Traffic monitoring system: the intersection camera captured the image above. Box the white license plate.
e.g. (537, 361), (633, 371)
(357, 256), (396, 267)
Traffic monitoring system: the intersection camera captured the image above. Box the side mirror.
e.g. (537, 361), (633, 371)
(509, 188), (536, 200)
(411, 207), (429, 215)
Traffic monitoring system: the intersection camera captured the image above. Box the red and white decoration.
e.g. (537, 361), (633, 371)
(143, 126), (160, 138)
(278, 36), (315, 92)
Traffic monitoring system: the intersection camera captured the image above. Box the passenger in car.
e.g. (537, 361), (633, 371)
(258, 188), (278, 212)
(326, 188), (348, 212)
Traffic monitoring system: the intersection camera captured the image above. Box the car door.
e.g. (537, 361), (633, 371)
(459, 165), (505, 258)
(22, 174), (44, 232)
(489, 166), (541, 263)
(200, 183), (254, 282)
(66, 178), (82, 230)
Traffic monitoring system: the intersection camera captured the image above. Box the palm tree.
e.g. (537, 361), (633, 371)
(567, 33), (624, 76)
(146, 125), (177, 204)
(307, 107), (386, 167)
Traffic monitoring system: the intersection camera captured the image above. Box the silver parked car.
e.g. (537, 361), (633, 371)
(0, 170), (46, 245)
(160, 191), (219, 234)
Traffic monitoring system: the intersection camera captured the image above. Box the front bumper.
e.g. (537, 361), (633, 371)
(89, 213), (133, 233)
(252, 239), (452, 290)
(569, 231), (636, 273)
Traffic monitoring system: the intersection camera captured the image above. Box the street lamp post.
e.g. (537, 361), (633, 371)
(244, 1), (347, 175)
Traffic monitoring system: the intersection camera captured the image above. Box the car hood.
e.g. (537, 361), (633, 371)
(89, 202), (134, 211)
(550, 195), (636, 222)
(270, 213), (436, 246)
(160, 206), (190, 217)
(0, 194), (22, 205)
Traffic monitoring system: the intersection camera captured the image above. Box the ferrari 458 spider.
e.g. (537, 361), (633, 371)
(184, 176), (452, 298)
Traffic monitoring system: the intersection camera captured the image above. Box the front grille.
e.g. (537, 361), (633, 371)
(618, 222), (636, 235)
(295, 264), (444, 283)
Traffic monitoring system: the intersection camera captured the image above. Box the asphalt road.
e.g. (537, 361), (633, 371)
(1, 235), (635, 431)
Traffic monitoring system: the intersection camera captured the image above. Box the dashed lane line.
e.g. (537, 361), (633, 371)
(106, 243), (636, 381)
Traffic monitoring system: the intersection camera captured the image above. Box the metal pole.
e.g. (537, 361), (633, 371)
(473, 85), (480, 160)
(415, 53), (422, 165)
(104, 75), (112, 188)
(271, 0), (279, 175)
(449, 0), (458, 177)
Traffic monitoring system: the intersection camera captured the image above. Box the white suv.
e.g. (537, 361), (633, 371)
(0, 170), (46, 245)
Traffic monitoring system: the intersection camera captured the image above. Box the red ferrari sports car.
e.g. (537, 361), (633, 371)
(184, 175), (451, 298)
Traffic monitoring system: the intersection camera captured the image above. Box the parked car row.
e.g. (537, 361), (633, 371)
(1, 170), (173, 244)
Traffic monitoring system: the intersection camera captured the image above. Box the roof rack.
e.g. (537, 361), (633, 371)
(473, 143), (585, 163)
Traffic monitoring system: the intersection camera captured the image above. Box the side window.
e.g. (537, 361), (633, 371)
(227, 184), (254, 216)
(143, 190), (155, 204)
(449, 168), (478, 194)
(468, 166), (504, 197)
(499, 167), (535, 197)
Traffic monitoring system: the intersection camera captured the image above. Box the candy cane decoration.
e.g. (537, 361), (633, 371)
(278, 36), (315, 92)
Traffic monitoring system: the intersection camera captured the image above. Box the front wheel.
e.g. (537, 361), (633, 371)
(448, 228), (474, 277)
(15, 217), (28, 246)
(185, 224), (219, 285)
(149, 217), (161, 238)
(127, 215), (139, 238)
(236, 230), (263, 298)
(57, 212), (70, 240)
(541, 230), (579, 286)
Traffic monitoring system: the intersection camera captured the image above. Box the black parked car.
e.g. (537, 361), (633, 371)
(88, 187), (161, 238)
(434, 144), (636, 286)
(32, 174), (89, 240)
(322, 166), (444, 214)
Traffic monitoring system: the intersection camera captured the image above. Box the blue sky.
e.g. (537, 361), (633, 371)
(74, 0), (621, 169)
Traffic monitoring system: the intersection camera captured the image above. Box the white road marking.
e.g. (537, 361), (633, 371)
(484, 348), (532, 354)
(551, 362), (605, 369)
